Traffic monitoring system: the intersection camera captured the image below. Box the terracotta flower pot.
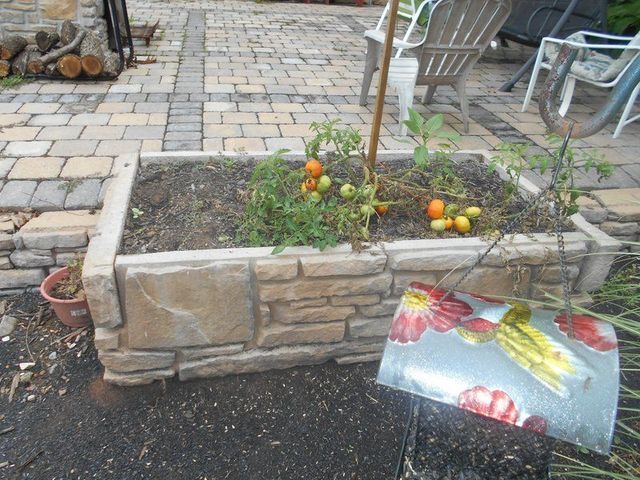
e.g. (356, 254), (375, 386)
(40, 267), (92, 328)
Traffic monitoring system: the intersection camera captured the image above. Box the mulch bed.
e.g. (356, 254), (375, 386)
(122, 156), (557, 255)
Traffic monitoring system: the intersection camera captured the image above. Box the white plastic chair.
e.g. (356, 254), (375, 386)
(385, 0), (512, 135)
(522, 31), (640, 138)
(359, 0), (434, 106)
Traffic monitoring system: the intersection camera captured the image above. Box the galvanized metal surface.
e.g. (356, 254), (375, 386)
(378, 283), (619, 454)
(540, 43), (640, 138)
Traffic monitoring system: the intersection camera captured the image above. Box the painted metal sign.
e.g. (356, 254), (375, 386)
(377, 282), (619, 453)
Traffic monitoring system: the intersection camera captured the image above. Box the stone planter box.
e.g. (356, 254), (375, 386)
(84, 151), (621, 386)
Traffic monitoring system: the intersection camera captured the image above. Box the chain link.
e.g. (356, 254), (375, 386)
(434, 125), (576, 335)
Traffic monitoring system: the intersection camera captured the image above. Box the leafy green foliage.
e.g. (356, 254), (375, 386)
(531, 134), (613, 215)
(305, 119), (364, 164)
(0, 75), (30, 90)
(488, 142), (530, 201)
(405, 109), (465, 196)
(238, 150), (341, 253)
(490, 134), (614, 215)
(608, 0), (640, 35)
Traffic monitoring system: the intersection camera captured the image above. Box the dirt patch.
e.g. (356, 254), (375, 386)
(123, 156), (557, 255)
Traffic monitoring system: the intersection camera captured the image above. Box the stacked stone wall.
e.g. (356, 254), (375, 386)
(0, 210), (99, 295)
(578, 189), (640, 252)
(91, 236), (593, 385)
(1, 0), (108, 44)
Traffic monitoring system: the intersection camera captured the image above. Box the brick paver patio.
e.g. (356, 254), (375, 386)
(0, 0), (639, 212)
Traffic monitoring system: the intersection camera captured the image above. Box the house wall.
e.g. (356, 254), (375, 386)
(1, 0), (108, 42)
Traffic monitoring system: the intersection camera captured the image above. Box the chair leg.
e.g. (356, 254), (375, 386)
(421, 85), (437, 105)
(397, 81), (416, 136)
(360, 38), (381, 106)
(455, 76), (470, 133)
(614, 81), (640, 138)
(559, 77), (576, 117)
(522, 49), (545, 113)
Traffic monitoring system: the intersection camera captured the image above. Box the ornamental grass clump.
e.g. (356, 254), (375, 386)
(553, 246), (640, 479)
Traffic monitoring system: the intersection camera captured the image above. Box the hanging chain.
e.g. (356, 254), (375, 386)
(551, 124), (576, 338)
(434, 125), (576, 331)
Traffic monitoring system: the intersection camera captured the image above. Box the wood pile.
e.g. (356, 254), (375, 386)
(0, 20), (119, 79)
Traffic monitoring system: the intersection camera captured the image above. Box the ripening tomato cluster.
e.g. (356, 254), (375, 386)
(301, 159), (332, 201)
(426, 199), (481, 235)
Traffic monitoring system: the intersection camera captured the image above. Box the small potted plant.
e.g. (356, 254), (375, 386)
(40, 258), (91, 328)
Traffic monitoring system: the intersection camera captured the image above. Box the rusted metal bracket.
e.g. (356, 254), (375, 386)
(539, 43), (640, 138)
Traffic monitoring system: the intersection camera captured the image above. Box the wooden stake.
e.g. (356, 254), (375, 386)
(367, 0), (400, 169)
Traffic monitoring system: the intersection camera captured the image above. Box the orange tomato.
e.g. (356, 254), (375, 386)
(426, 199), (445, 220)
(444, 217), (454, 230)
(304, 159), (323, 178)
(374, 204), (388, 216)
(454, 216), (471, 234)
(304, 177), (317, 191)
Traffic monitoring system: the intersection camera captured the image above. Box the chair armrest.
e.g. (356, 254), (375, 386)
(541, 36), (640, 51)
(414, 0), (434, 16)
(572, 30), (636, 41)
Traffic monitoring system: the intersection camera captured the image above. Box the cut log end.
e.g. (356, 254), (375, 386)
(27, 59), (45, 75)
(11, 45), (39, 76)
(0, 60), (10, 78)
(81, 55), (103, 77)
(57, 54), (82, 79)
(35, 31), (60, 53)
(59, 20), (78, 46)
(0, 35), (28, 61)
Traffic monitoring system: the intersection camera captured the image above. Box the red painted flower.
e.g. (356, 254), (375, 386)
(456, 317), (500, 343)
(388, 283), (473, 344)
(468, 292), (506, 304)
(554, 313), (617, 352)
(522, 415), (547, 435)
(458, 386), (518, 424)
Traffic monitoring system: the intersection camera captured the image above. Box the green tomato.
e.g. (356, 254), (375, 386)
(340, 183), (357, 200)
(360, 205), (375, 217)
(430, 218), (446, 232)
(316, 175), (332, 194)
(310, 191), (323, 202)
(444, 203), (459, 217)
(362, 184), (376, 198)
(465, 206), (482, 218)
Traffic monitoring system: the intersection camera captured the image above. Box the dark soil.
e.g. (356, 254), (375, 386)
(1, 291), (633, 480)
(1, 292), (408, 480)
(123, 156), (557, 255)
(403, 400), (554, 479)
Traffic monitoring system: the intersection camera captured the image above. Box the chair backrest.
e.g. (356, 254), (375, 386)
(397, 0), (418, 20)
(603, 32), (640, 81)
(500, 0), (608, 47)
(417, 0), (511, 80)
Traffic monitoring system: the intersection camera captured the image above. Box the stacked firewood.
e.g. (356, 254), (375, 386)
(0, 20), (119, 79)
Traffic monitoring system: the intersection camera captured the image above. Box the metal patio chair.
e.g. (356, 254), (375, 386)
(497, 0), (607, 91)
(522, 31), (640, 138)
